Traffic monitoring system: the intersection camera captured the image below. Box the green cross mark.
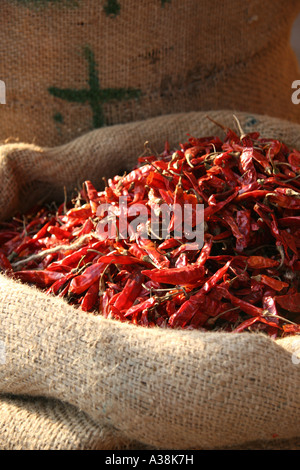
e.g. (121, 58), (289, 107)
(48, 46), (141, 129)
(103, 0), (121, 17)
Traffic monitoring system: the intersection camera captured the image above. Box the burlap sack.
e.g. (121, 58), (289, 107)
(0, 0), (300, 148)
(0, 394), (143, 450)
(0, 110), (300, 450)
(2, 109), (300, 223)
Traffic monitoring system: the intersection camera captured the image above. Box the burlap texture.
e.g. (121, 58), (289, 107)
(0, 394), (141, 450)
(0, 110), (300, 449)
(0, 0), (300, 148)
(2, 109), (300, 223)
(1, 395), (300, 451)
(0, 275), (300, 450)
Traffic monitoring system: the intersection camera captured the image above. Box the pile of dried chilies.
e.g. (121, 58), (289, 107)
(0, 120), (300, 338)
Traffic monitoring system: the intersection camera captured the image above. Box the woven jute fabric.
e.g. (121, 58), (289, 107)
(0, 394), (141, 450)
(0, 0), (300, 148)
(2, 109), (300, 222)
(0, 110), (300, 450)
(0, 275), (299, 450)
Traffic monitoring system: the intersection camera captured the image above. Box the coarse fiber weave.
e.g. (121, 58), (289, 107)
(0, 110), (300, 450)
(0, 0), (300, 147)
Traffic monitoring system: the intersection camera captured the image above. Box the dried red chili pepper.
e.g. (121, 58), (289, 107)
(217, 286), (265, 317)
(112, 275), (142, 312)
(157, 238), (181, 251)
(267, 190), (300, 210)
(275, 293), (300, 313)
(204, 189), (239, 219)
(66, 204), (93, 219)
(98, 253), (145, 265)
(288, 151), (300, 172)
(124, 297), (156, 319)
(235, 209), (251, 252)
(48, 226), (72, 240)
(247, 256), (279, 270)
(0, 252), (12, 272)
(69, 262), (106, 295)
(81, 281), (100, 312)
(142, 264), (205, 286)
(1, 123), (299, 337)
(136, 237), (170, 269)
(168, 261), (231, 327)
(195, 234), (213, 266)
(251, 274), (289, 292)
(82, 181), (100, 214)
(232, 315), (281, 333)
(13, 269), (65, 288)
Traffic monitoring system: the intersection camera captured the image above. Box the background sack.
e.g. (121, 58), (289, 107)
(0, 110), (300, 450)
(0, 0), (300, 148)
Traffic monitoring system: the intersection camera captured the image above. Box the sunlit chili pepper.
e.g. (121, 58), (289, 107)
(82, 180), (100, 214)
(247, 256), (279, 270)
(239, 147), (257, 185)
(195, 234), (213, 266)
(157, 238), (181, 251)
(235, 189), (270, 203)
(1, 124), (299, 337)
(252, 274), (289, 292)
(81, 281), (100, 312)
(175, 253), (188, 268)
(98, 252), (144, 265)
(112, 275), (142, 312)
(13, 269), (65, 288)
(124, 296), (156, 318)
(46, 241), (104, 271)
(136, 237), (170, 268)
(282, 324), (300, 334)
(221, 210), (244, 243)
(69, 262), (106, 295)
(72, 218), (95, 237)
(146, 170), (169, 191)
(121, 164), (152, 187)
(46, 272), (75, 295)
(169, 261), (231, 327)
(142, 264), (205, 286)
(48, 226), (72, 240)
(66, 204), (93, 219)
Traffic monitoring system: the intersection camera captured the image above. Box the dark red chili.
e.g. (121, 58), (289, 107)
(1, 123), (299, 337)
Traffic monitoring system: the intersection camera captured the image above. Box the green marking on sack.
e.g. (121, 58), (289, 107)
(53, 112), (64, 123)
(103, 0), (121, 17)
(161, 0), (171, 6)
(53, 112), (64, 136)
(49, 46), (141, 129)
